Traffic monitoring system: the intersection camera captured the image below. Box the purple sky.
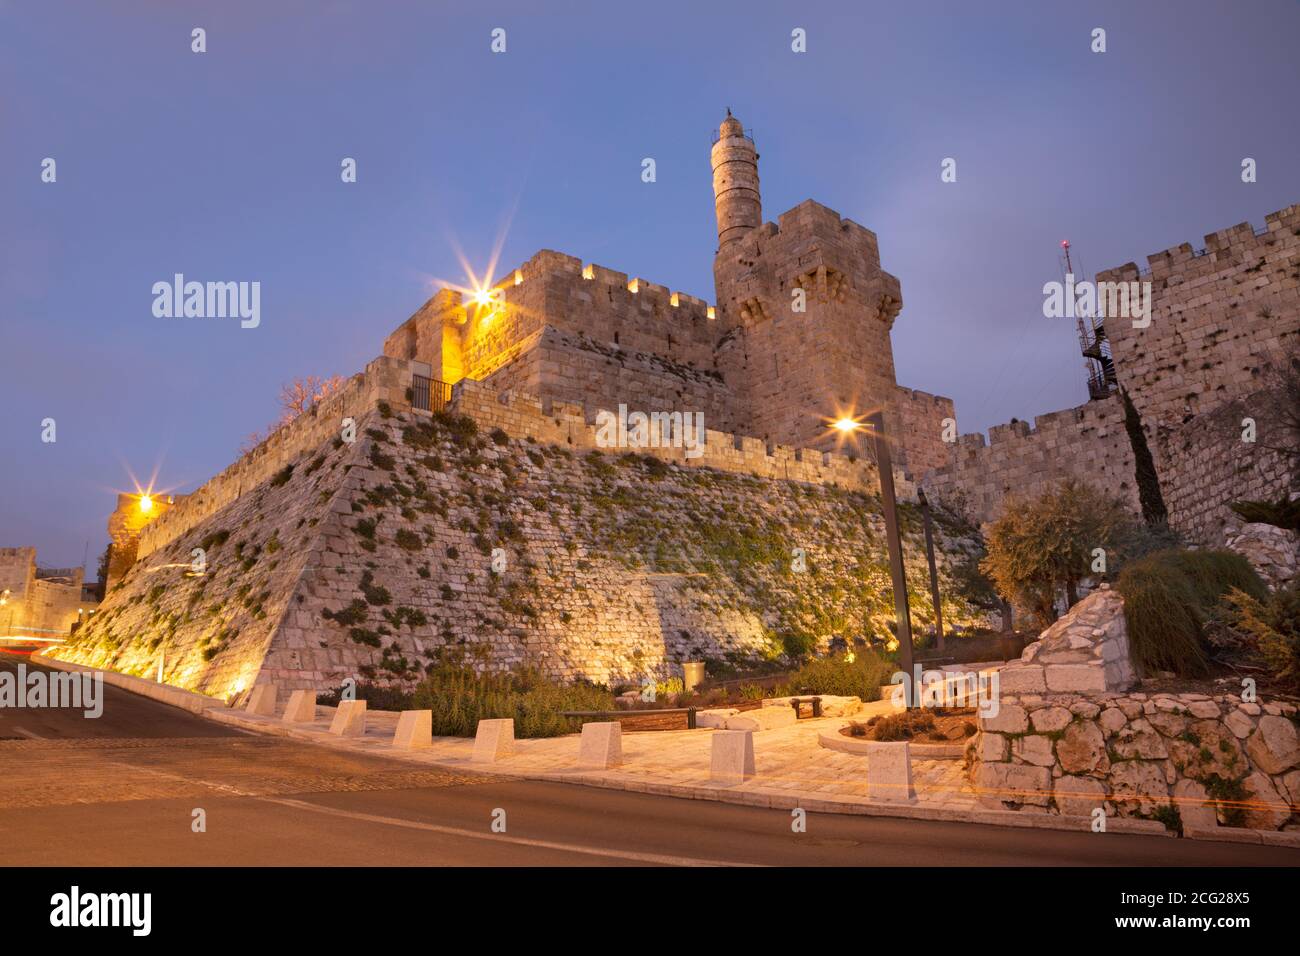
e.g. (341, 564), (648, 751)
(2, 0), (1298, 571)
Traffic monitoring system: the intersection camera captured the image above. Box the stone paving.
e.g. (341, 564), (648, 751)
(206, 704), (1175, 835)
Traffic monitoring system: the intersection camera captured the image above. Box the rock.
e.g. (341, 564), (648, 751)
(1169, 720), (1247, 782)
(1112, 719), (1170, 760)
(1057, 720), (1108, 775)
(980, 703), (1028, 734)
(1099, 707), (1128, 735)
(1241, 772), (1291, 830)
(1012, 735), (1056, 767)
(1030, 706), (1072, 733)
(1246, 716), (1300, 775)
(1147, 711), (1190, 738)
(1188, 701), (1221, 719)
(1224, 709), (1255, 739)
(1173, 779), (1218, 829)
(1053, 775), (1108, 818)
(1070, 701), (1101, 719)
(978, 732), (1007, 762)
(974, 762), (1052, 810)
(695, 708), (738, 729)
(1109, 761), (1170, 816)
(1280, 770), (1300, 810)
(1117, 699), (1144, 720)
(1225, 522), (1299, 590)
(725, 706), (796, 731)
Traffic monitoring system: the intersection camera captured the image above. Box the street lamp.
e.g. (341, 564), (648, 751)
(835, 412), (915, 702)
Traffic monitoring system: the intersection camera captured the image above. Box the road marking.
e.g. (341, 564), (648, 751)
(10, 727), (43, 739)
(261, 796), (764, 867)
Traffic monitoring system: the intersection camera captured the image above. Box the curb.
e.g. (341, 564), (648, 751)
(32, 653), (229, 717)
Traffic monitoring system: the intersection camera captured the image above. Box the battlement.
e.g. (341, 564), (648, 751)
(452, 378), (904, 497)
(1098, 204), (1300, 283)
(135, 355), (413, 560)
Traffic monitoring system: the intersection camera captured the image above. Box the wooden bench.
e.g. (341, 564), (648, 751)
(561, 708), (698, 731)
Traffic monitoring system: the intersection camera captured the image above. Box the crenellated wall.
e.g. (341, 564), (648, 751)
(135, 356), (414, 561)
(920, 395), (1139, 525)
(1100, 204), (1300, 433)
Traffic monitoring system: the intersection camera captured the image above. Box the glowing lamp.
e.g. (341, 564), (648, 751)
(139, 495), (154, 513)
(833, 417), (861, 433)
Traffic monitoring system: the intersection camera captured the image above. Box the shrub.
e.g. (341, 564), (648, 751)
(410, 658), (614, 737)
(394, 529), (422, 552)
(1115, 549), (1266, 677)
(1223, 581), (1300, 690)
(785, 650), (893, 702)
(318, 681), (414, 711)
(269, 464), (294, 487)
(981, 480), (1140, 625)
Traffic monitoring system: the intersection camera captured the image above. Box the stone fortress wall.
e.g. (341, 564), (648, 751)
(126, 353), (911, 570)
(921, 395), (1140, 522)
(0, 547), (96, 640)
(383, 114), (956, 481)
(922, 204), (1299, 542)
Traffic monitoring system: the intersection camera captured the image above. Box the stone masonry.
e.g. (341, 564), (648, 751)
(924, 204), (1299, 542)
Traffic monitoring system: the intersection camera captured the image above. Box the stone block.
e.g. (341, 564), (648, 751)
(1054, 774), (1108, 818)
(1173, 779), (1218, 830)
(246, 683), (277, 716)
(725, 706), (797, 731)
(392, 710), (433, 749)
(695, 708), (738, 728)
(329, 699), (367, 736)
(997, 664), (1046, 694)
(974, 762), (1052, 809)
(1044, 663), (1108, 693)
(866, 742), (916, 804)
(472, 718), (516, 763)
(577, 721), (622, 769)
(980, 703), (1027, 734)
(710, 730), (756, 786)
(282, 689), (317, 723)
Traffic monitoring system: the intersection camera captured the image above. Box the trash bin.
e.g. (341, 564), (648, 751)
(682, 661), (705, 693)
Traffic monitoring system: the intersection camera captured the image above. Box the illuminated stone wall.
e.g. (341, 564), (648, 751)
(0, 547), (95, 640)
(55, 373), (991, 697)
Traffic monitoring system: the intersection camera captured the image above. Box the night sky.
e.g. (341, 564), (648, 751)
(3, 0), (1298, 569)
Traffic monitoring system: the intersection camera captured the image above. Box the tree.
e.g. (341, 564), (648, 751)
(980, 480), (1137, 627)
(241, 375), (346, 453)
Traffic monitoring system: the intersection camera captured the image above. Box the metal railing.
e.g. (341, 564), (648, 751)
(411, 375), (453, 413)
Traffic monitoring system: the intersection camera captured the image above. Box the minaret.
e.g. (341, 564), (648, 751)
(711, 110), (761, 249)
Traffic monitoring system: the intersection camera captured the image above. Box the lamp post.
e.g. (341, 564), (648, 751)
(863, 412), (915, 701)
(917, 488), (945, 652)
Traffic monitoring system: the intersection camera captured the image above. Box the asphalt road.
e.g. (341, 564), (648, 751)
(2, 653), (1296, 867)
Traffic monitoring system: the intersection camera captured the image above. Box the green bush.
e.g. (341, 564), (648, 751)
(1223, 581), (1300, 690)
(1115, 549), (1266, 677)
(410, 658), (615, 737)
(784, 650), (893, 702)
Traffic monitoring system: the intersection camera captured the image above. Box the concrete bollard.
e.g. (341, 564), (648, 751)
(472, 718), (516, 763)
(710, 729), (755, 786)
(866, 741), (916, 804)
(282, 689), (317, 723)
(578, 721), (622, 770)
(245, 683), (277, 716)
(329, 699), (367, 737)
(393, 709), (433, 750)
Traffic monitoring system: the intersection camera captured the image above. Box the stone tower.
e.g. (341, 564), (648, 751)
(710, 111), (917, 460)
(711, 110), (762, 248)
